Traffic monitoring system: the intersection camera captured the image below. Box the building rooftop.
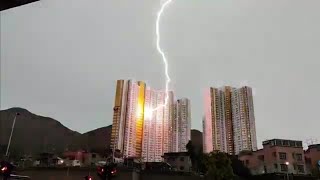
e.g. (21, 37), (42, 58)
(308, 144), (320, 149)
(305, 144), (320, 153)
(262, 139), (303, 148)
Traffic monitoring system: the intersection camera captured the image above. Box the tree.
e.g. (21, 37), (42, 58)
(203, 151), (234, 180)
(229, 155), (251, 178)
(197, 150), (208, 173)
(186, 140), (204, 172)
(186, 141), (196, 167)
(186, 141), (247, 179)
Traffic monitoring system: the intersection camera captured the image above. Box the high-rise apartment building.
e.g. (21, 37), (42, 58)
(232, 86), (257, 155)
(111, 80), (145, 158)
(141, 88), (174, 162)
(203, 86), (257, 155)
(171, 98), (191, 152)
(111, 80), (190, 162)
(111, 80), (126, 154)
(203, 88), (227, 153)
(224, 86), (234, 155)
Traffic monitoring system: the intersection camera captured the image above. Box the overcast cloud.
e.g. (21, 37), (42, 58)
(1, 0), (319, 147)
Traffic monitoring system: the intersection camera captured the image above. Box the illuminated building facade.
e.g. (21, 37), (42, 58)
(141, 88), (174, 162)
(171, 98), (191, 152)
(203, 86), (257, 155)
(203, 88), (227, 153)
(111, 80), (127, 153)
(111, 79), (185, 162)
(111, 80), (145, 158)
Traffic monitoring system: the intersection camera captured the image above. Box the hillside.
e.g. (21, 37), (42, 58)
(81, 126), (202, 153)
(0, 108), (202, 157)
(0, 108), (81, 156)
(78, 126), (112, 155)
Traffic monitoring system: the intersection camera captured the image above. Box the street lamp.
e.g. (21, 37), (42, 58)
(5, 112), (20, 157)
(285, 162), (290, 180)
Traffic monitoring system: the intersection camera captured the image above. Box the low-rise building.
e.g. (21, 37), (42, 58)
(36, 152), (58, 167)
(63, 150), (102, 166)
(305, 144), (320, 173)
(239, 139), (306, 175)
(162, 152), (191, 172)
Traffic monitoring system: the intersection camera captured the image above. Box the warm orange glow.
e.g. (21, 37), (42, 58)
(136, 104), (144, 118)
(136, 81), (145, 156)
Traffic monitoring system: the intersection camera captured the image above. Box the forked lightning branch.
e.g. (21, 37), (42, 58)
(153, 0), (174, 111)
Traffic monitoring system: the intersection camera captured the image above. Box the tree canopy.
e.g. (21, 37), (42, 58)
(203, 151), (234, 180)
(186, 141), (251, 179)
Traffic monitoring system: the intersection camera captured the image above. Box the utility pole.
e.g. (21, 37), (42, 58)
(5, 112), (20, 157)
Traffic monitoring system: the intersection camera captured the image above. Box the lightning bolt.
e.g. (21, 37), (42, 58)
(152, 0), (173, 111)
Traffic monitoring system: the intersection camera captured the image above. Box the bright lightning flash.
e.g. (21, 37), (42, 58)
(152, 0), (173, 112)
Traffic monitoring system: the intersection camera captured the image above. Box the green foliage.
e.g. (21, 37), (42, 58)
(196, 148), (207, 173)
(186, 141), (194, 156)
(229, 155), (251, 178)
(186, 141), (250, 179)
(186, 140), (206, 172)
(186, 141), (196, 166)
(203, 151), (234, 180)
